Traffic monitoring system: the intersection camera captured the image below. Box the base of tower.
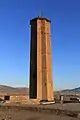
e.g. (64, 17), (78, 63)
(39, 100), (55, 105)
(27, 99), (40, 104)
(27, 98), (55, 105)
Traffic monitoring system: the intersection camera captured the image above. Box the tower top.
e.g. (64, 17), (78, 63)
(38, 11), (42, 18)
(30, 16), (51, 25)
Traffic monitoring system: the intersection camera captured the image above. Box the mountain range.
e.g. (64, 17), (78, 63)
(0, 85), (80, 95)
(0, 85), (29, 95)
(61, 87), (80, 92)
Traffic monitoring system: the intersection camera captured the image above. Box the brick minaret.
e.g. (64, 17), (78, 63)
(29, 16), (54, 101)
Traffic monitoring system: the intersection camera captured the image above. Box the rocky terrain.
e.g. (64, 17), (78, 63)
(0, 104), (80, 120)
(0, 109), (78, 120)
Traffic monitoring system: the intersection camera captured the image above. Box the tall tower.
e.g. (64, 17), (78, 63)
(29, 16), (54, 101)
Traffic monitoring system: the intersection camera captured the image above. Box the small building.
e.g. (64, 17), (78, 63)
(0, 93), (29, 103)
(10, 94), (29, 102)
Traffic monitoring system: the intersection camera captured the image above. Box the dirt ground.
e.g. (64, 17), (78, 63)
(46, 103), (80, 111)
(5, 102), (80, 111)
(0, 108), (79, 120)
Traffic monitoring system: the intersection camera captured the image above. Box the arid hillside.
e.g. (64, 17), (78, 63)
(0, 85), (29, 95)
(0, 85), (80, 96)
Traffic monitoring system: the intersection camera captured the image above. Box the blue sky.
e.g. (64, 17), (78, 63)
(0, 0), (80, 90)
